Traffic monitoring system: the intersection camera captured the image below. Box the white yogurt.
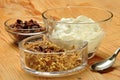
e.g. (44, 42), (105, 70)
(50, 15), (104, 53)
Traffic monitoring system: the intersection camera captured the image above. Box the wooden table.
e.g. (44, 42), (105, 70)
(0, 0), (120, 80)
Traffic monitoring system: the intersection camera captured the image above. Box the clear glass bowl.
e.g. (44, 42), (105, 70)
(19, 34), (88, 77)
(4, 16), (47, 45)
(42, 6), (113, 59)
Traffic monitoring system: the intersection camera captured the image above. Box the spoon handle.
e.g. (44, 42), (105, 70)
(110, 48), (120, 60)
(114, 48), (120, 56)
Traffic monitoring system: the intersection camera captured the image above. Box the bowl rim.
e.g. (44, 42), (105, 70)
(42, 6), (113, 24)
(19, 34), (88, 54)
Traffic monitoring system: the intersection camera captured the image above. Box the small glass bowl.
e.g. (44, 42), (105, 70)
(19, 34), (88, 77)
(42, 6), (113, 59)
(4, 16), (47, 44)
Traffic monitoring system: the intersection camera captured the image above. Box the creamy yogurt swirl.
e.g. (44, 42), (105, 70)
(50, 15), (104, 53)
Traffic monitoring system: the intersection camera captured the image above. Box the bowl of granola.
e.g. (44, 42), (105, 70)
(19, 34), (88, 77)
(4, 16), (46, 45)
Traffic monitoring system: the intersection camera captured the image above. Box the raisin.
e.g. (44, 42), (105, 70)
(17, 19), (22, 24)
(44, 48), (52, 53)
(34, 46), (43, 51)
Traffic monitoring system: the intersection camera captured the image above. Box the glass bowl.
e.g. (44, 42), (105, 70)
(4, 16), (47, 45)
(42, 6), (113, 59)
(19, 34), (88, 77)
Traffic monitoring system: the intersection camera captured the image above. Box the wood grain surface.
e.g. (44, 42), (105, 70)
(0, 0), (120, 80)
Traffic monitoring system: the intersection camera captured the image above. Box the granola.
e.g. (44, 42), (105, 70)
(24, 36), (82, 72)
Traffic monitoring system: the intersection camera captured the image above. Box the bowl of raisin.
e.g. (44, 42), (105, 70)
(4, 16), (47, 44)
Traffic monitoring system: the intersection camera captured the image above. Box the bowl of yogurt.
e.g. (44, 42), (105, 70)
(42, 6), (113, 58)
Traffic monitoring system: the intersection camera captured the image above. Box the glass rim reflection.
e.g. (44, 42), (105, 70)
(42, 6), (113, 24)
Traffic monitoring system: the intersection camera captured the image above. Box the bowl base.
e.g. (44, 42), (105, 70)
(21, 62), (87, 77)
